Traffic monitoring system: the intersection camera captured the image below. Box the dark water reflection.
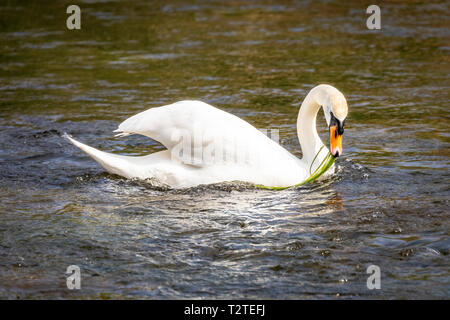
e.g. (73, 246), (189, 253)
(0, 0), (448, 299)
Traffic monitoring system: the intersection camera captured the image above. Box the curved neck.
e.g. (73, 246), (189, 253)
(297, 90), (325, 163)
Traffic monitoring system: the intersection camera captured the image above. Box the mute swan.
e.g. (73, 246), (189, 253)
(66, 84), (348, 189)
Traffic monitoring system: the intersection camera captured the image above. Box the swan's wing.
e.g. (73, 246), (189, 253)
(113, 100), (292, 167)
(114, 100), (230, 149)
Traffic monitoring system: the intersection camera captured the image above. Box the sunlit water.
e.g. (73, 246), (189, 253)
(0, 0), (448, 299)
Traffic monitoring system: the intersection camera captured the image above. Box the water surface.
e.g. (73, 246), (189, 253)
(0, 0), (449, 299)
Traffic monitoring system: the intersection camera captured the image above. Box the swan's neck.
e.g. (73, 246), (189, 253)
(297, 90), (325, 164)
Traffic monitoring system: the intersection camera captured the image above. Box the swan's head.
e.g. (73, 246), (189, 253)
(317, 85), (348, 157)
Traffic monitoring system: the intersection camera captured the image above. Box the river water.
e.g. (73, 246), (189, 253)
(0, 0), (448, 299)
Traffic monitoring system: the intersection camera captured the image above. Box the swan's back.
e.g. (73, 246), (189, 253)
(114, 101), (300, 170)
(68, 100), (307, 188)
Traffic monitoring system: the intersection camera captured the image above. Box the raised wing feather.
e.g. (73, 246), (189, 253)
(114, 100), (295, 167)
(114, 101), (233, 149)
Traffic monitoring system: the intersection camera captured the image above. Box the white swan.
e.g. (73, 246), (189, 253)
(66, 84), (348, 189)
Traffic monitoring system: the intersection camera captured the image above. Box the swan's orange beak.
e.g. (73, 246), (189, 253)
(330, 125), (343, 157)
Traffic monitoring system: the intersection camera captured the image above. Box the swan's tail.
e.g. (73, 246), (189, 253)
(63, 133), (139, 178)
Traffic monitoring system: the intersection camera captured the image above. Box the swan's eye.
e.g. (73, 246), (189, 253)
(329, 111), (336, 125)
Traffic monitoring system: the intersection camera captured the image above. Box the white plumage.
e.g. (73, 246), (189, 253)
(66, 84), (348, 189)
